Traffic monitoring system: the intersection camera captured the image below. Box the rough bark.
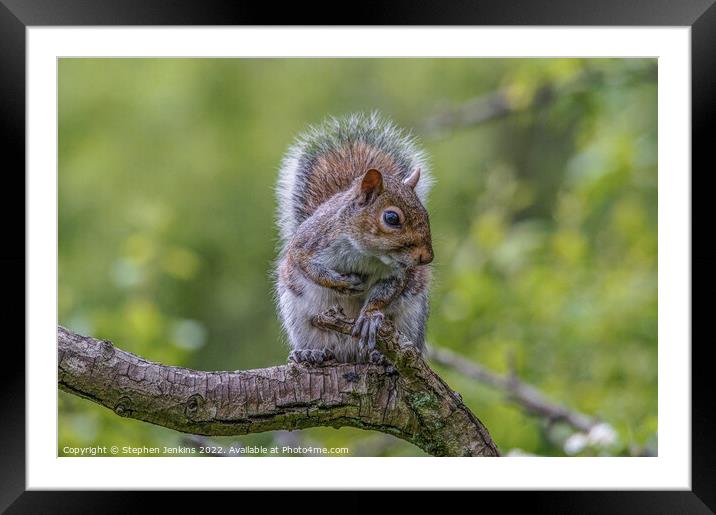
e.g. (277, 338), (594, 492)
(58, 306), (499, 457)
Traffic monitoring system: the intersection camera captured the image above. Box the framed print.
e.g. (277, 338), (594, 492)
(2, 0), (712, 511)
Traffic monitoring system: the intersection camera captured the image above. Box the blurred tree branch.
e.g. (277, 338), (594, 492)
(427, 346), (596, 433)
(58, 307), (499, 457)
(422, 84), (555, 138)
(427, 346), (622, 456)
(422, 63), (657, 139)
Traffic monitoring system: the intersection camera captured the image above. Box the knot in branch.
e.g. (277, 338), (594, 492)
(185, 394), (204, 420)
(114, 396), (133, 417)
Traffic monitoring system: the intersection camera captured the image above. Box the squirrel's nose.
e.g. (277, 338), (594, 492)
(417, 247), (434, 265)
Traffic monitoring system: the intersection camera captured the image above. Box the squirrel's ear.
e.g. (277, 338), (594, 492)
(403, 168), (421, 189)
(359, 168), (383, 205)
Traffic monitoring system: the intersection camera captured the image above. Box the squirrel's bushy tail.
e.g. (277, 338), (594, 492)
(275, 111), (432, 244)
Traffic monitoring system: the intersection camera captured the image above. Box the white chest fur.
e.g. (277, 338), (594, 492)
(278, 236), (406, 360)
(320, 237), (396, 282)
(294, 237), (397, 318)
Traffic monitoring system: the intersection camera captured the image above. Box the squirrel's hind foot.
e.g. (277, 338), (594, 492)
(288, 348), (335, 365)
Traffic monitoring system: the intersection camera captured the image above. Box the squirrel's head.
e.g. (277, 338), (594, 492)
(349, 168), (433, 268)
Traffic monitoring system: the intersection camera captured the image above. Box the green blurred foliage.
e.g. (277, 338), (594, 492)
(58, 58), (657, 457)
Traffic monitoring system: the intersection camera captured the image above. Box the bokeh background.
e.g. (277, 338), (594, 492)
(58, 58), (657, 457)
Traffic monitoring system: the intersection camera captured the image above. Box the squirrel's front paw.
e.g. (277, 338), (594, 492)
(352, 310), (384, 351)
(337, 273), (366, 294)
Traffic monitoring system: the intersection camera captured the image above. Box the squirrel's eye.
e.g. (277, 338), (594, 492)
(383, 210), (401, 227)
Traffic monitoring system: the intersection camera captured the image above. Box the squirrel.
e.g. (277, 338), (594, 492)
(274, 112), (434, 365)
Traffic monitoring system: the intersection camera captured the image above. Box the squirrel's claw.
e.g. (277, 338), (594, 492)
(353, 310), (384, 351)
(289, 348), (335, 365)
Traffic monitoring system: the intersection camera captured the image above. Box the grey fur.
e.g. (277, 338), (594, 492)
(274, 112), (432, 363)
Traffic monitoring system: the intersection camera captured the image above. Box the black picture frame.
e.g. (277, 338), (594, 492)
(2, 0), (711, 511)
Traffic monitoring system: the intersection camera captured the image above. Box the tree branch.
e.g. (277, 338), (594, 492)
(58, 306), (499, 457)
(421, 84), (555, 138)
(427, 346), (596, 433)
(421, 63), (657, 139)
